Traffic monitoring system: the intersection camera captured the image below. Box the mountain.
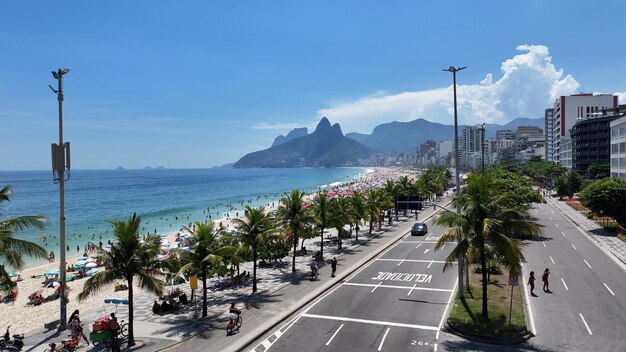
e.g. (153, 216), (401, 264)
(345, 117), (544, 153)
(271, 127), (308, 147)
(234, 117), (375, 168)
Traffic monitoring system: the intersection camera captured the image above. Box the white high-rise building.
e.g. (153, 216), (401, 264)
(545, 108), (555, 161)
(550, 94), (618, 167)
(460, 125), (487, 169)
(610, 113), (626, 180)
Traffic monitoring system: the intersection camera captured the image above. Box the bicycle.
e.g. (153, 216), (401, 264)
(44, 342), (68, 352)
(226, 315), (242, 335)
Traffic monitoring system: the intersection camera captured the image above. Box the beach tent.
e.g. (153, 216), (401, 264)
(8, 272), (17, 278)
(85, 268), (99, 276)
(85, 262), (97, 269)
(45, 269), (60, 276)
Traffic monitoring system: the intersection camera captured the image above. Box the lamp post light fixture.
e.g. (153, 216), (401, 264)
(443, 65), (466, 297)
(50, 68), (71, 331)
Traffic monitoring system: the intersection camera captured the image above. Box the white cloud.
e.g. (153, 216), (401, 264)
(317, 44), (581, 134)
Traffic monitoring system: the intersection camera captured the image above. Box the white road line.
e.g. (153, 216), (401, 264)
(543, 242), (546, 248)
(579, 313), (593, 335)
(549, 217), (553, 221)
(561, 231), (567, 238)
(401, 241), (455, 244)
(427, 260), (434, 268)
(434, 343), (438, 352)
(371, 281), (382, 293)
(555, 224), (559, 228)
(261, 340), (272, 349)
(302, 313), (439, 331)
(441, 244), (446, 249)
(415, 243), (422, 249)
(378, 327), (390, 351)
(550, 256), (555, 265)
(397, 259), (405, 267)
(551, 211), (555, 215)
(584, 260), (592, 269)
(344, 282), (453, 293)
(407, 283), (417, 296)
(561, 278), (569, 291)
(604, 283), (616, 296)
(571, 244), (577, 250)
(325, 324), (344, 345)
(437, 279), (458, 334)
(376, 258), (453, 264)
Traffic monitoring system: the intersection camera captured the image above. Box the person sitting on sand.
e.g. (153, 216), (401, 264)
(152, 300), (161, 314)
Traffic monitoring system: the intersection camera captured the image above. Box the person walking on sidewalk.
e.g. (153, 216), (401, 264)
(528, 271), (537, 296)
(542, 268), (551, 292)
(330, 257), (337, 277)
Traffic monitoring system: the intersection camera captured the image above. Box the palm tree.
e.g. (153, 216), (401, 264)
(383, 180), (397, 223)
(0, 185), (48, 296)
(350, 193), (366, 241)
(365, 189), (382, 234)
(78, 213), (163, 347)
(395, 176), (413, 216)
(328, 196), (354, 249)
(232, 206), (279, 292)
(435, 174), (540, 318)
(171, 221), (234, 317)
(311, 192), (331, 258)
(276, 190), (314, 273)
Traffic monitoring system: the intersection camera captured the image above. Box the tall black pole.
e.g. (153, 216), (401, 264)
(444, 66), (466, 298)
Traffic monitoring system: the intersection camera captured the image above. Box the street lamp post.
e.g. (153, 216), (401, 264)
(443, 65), (466, 297)
(50, 68), (70, 330)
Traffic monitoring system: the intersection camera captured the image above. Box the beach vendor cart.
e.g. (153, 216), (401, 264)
(90, 298), (129, 346)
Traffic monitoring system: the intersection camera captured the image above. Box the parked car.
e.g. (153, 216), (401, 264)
(411, 222), (428, 236)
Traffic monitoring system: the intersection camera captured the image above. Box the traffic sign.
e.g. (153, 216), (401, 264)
(508, 273), (519, 286)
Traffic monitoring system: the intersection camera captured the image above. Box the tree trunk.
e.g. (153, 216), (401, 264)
(369, 219), (373, 234)
(201, 268), (208, 317)
(319, 227), (324, 258)
(355, 224), (359, 241)
(480, 240), (488, 318)
(388, 210), (392, 224)
(291, 232), (297, 273)
(465, 262), (470, 292)
(127, 276), (135, 347)
(252, 244), (258, 293)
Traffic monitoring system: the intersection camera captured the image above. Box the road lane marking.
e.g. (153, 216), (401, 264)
(549, 217), (553, 221)
(344, 282), (453, 293)
(571, 244), (577, 250)
(397, 259), (405, 267)
(555, 224), (559, 228)
(416, 243), (422, 249)
(434, 343), (438, 351)
(441, 244), (446, 249)
(561, 278), (569, 291)
(543, 242), (546, 248)
(376, 258), (453, 264)
(604, 283), (615, 296)
(302, 313), (439, 331)
(325, 324), (344, 345)
(584, 260), (592, 269)
(401, 241), (455, 244)
(579, 313), (593, 335)
(437, 279), (458, 335)
(378, 327), (390, 351)
(424, 249), (430, 254)
(551, 211), (555, 215)
(371, 281), (382, 293)
(407, 283), (417, 296)
(427, 260), (434, 268)
(561, 232), (567, 238)
(549, 256), (555, 265)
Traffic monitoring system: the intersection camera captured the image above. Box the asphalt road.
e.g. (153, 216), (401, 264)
(519, 200), (626, 351)
(247, 218), (459, 352)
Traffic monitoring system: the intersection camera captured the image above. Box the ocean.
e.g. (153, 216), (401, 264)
(0, 167), (365, 268)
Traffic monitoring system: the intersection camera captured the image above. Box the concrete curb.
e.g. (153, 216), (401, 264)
(231, 203), (451, 352)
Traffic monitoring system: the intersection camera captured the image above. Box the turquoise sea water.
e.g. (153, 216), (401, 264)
(0, 167), (364, 268)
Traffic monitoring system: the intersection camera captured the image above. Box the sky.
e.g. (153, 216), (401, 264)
(2, 1), (625, 170)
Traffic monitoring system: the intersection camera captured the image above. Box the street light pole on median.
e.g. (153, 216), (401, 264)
(50, 68), (70, 330)
(443, 65), (466, 298)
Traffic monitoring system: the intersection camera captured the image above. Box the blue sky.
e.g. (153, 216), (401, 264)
(2, 1), (625, 170)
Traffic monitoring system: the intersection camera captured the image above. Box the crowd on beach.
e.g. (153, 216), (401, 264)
(1, 167), (421, 335)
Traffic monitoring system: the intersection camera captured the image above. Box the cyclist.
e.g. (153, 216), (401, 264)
(310, 259), (319, 278)
(228, 303), (241, 325)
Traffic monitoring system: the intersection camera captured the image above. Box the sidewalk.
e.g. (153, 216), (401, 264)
(545, 196), (626, 266)
(22, 198), (449, 352)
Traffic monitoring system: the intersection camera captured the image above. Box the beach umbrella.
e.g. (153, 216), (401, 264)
(8, 272), (17, 278)
(85, 262), (97, 269)
(85, 268), (99, 276)
(45, 269), (60, 276)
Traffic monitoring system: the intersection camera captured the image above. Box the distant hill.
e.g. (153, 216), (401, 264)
(346, 117), (544, 153)
(234, 117), (375, 168)
(272, 127), (308, 147)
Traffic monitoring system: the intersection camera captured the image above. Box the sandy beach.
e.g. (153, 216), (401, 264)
(1, 167), (418, 335)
